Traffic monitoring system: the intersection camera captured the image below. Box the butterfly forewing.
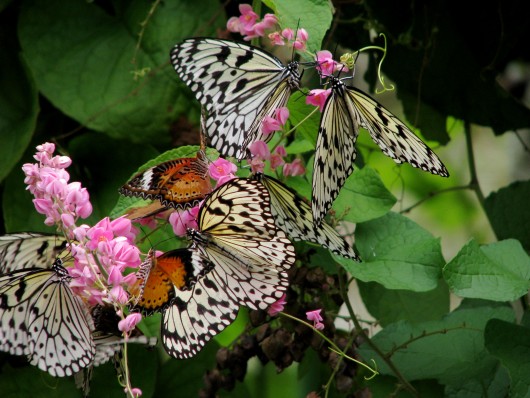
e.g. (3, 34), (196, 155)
(0, 233), (67, 273)
(345, 87), (449, 177)
(255, 174), (360, 260)
(119, 152), (212, 211)
(312, 83), (358, 224)
(171, 38), (300, 160)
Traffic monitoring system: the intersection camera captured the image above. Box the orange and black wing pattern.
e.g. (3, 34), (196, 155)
(119, 152), (212, 210)
(132, 249), (195, 315)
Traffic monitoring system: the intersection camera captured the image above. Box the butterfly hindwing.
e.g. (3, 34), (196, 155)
(312, 83), (358, 224)
(171, 38), (300, 160)
(0, 261), (96, 377)
(162, 250), (239, 359)
(254, 174), (360, 260)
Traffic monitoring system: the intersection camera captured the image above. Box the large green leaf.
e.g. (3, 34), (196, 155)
(0, 41), (38, 183)
(485, 319), (530, 398)
(18, 0), (223, 144)
(333, 166), (396, 223)
(338, 212), (445, 291)
(484, 180), (530, 251)
(357, 302), (515, 385)
(443, 239), (530, 302)
(262, 0), (333, 54)
(358, 279), (450, 326)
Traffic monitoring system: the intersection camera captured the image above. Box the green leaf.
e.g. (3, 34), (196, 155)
(332, 167), (396, 223)
(0, 43), (38, 183)
(443, 239), (530, 302)
(288, 92), (320, 146)
(444, 364), (510, 398)
(18, 0), (223, 144)
(338, 212), (445, 291)
(262, 0), (333, 53)
(484, 180), (530, 251)
(358, 280), (450, 326)
(485, 319), (530, 398)
(357, 303), (515, 385)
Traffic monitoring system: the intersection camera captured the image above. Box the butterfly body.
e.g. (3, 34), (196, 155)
(312, 75), (449, 223)
(171, 38), (301, 160)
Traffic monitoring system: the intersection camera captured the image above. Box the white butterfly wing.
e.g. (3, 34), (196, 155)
(171, 38), (300, 159)
(257, 174), (360, 260)
(312, 86), (359, 224)
(345, 86), (449, 177)
(0, 233), (67, 273)
(0, 265), (95, 377)
(162, 252), (239, 359)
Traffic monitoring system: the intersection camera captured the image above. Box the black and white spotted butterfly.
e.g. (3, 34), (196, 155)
(0, 258), (96, 377)
(170, 38), (301, 160)
(251, 173), (360, 260)
(0, 234), (156, 381)
(162, 178), (296, 359)
(312, 74), (449, 224)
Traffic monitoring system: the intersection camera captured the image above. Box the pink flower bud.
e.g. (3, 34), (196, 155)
(306, 89), (331, 112)
(118, 312), (142, 333)
(249, 140), (271, 160)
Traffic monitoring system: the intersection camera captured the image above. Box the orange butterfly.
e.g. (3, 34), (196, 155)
(132, 249), (194, 314)
(119, 151), (212, 214)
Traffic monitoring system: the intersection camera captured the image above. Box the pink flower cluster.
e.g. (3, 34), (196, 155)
(249, 141), (305, 177)
(69, 217), (141, 311)
(306, 88), (331, 112)
(227, 4), (278, 41)
(226, 4), (308, 50)
(269, 28), (309, 51)
(22, 143), (92, 235)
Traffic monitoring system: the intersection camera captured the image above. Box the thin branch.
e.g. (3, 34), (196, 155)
(400, 185), (470, 214)
(337, 269), (418, 397)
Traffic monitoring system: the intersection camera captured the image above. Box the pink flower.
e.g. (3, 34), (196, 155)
(268, 31), (285, 46)
(267, 294), (286, 316)
(261, 116), (282, 135)
(209, 158), (237, 185)
(249, 140), (271, 160)
(253, 13), (278, 36)
(306, 89), (331, 112)
(261, 107), (289, 135)
(306, 309), (325, 330)
(129, 388), (142, 397)
(293, 29), (309, 51)
(316, 50), (348, 76)
(169, 207), (199, 236)
(282, 28), (294, 41)
(227, 16), (240, 32)
(109, 285), (129, 305)
(283, 159), (305, 177)
(270, 146), (286, 169)
(118, 313), (142, 333)
(249, 157), (265, 174)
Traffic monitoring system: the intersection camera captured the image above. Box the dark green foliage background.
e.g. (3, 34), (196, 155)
(0, 0), (529, 397)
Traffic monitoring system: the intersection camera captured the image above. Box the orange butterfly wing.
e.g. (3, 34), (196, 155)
(120, 152), (212, 210)
(133, 249), (194, 314)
